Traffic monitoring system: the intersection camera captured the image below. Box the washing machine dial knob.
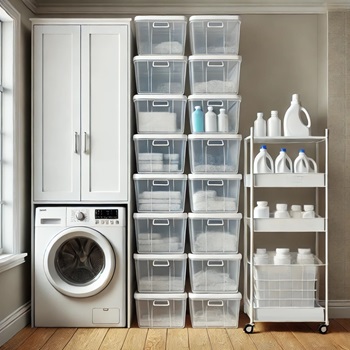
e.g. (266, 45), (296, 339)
(75, 211), (85, 221)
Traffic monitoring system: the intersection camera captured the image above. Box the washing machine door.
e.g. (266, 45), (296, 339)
(44, 227), (115, 298)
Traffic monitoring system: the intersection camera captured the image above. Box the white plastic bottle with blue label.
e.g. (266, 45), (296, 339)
(283, 94), (311, 136)
(275, 148), (293, 173)
(191, 106), (204, 133)
(294, 149), (317, 173)
(253, 145), (274, 173)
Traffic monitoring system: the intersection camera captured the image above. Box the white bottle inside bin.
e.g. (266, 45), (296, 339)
(274, 203), (290, 218)
(205, 106), (217, 132)
(254, 201), (269, 218)
(275, 148), (293, 173)
(254, 112), (266, 137)
(218, 108), (229, 132)
(294, 149), (317, 173)
(253, 145), (274, 173)
(290, 204), (302, 218)
(254, 248), (269, 264)
(274, 248), (291, 265)
(297, 248), (314, 264)
(303, 205), (315, 218)
(267, 110), (281, 137)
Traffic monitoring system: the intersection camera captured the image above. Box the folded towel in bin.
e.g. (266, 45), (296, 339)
(139, 203), (182, 211)
(140, 191), (182, 199)
(138, 112), (177, 132)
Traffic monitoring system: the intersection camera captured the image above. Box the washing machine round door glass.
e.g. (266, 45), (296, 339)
(44, 227), (115, 298)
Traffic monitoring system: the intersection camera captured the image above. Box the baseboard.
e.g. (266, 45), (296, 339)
(0, 302), (31, 347)
(329, 301), (350, 318)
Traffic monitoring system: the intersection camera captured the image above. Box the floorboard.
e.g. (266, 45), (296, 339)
(99, 328), (129, 350)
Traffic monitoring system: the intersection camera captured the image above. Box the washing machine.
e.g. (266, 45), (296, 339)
(33, 206), (126, 327)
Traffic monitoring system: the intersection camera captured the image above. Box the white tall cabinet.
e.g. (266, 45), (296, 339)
(32, 20), (129, 202)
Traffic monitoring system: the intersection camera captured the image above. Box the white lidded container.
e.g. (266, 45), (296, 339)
(188, 134), (241, 174)
(189, 15), (241, 55)
(188, 213), (241, 254)
(134, 55), (187, 94)
(133, 174), (187, 212)
(135, 292), (187, 328)
(133, 213), (187, 254)
(188, 94), (241, 134)
(188, 253), (242, 293)
(133, 94), (187, 133)
(133, 134), (187, 173)
(189, 292), (242, 328)
(189, 55), (242, 94)
(134, 253), (187, 292)
(188, 174), (241, 212)
(134, 16), (187, 55)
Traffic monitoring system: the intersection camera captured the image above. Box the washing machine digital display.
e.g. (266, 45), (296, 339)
(95, 209), (118, 219)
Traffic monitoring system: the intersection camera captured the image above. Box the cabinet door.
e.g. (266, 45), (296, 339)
(33, 25), (81, 201)
(81, 25), (129, 201)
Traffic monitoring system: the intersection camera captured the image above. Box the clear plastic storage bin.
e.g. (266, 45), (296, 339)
(134, 95), (187, 133)
(189, 15), (241, 55)
(133, 213), (187, 253)
(188, 253), (242, 293)
(188, 174), (241, 212)
(133, 174), (187, 212)
(188, 95), (241, 134)
(189, 55), (241, 94)
(134, 56), (187, 94)
(189, 292), (242, 328)
(188, 134), (241, 174)
(134, 253), (187, 292)
(188, 213), (241, 254)
(133, 134), (187, 173)
(135, 292), (187, 328)
(135, 16), (187, 55)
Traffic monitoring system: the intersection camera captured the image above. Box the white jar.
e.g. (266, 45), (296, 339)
(218, 108), (229, 132)
(302, 204), (315, 218)
(290, 204), (302, 218)
(254, 248), (269, 264)
(254, 201), (269, 218)
(297, 248), (314, 264)
(274, 248), (291, 265)
(274, 203), (290, 218)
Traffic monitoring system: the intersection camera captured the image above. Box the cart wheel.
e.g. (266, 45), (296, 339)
(318, 324), (328, 334)
(244, 323), (254, 334)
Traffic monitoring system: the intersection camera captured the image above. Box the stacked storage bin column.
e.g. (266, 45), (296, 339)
(133, 16), (188, 328)
(187, 15), (243, 328)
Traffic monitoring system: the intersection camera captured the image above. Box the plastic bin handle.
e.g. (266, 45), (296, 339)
(207, 219), (224, 226)
(207, 100), (224, 107)
(207, 61), (224, 68)
(207, 140), (224, 147)
(207, 300), (224, 307)
(207, 260), (224, 267)
(152, 139), (170, 147)
(207, 180), (224, 187)
(153, 218), (170, 226)
(207, 21), (224, 28)
(152, 61), (170, 68)
(153, 260), (170, 267)
(153, 100), (170, 107)
(153, 22), (170, 28)
(152, 180), (169, 186)
(153, 300), (170, 306)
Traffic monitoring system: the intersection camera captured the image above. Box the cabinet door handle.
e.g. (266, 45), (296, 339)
(84, 132), (88, 153)
(74, 132), (79, 154)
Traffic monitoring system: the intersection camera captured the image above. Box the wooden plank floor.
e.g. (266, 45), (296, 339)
(1, 313), (350, 350)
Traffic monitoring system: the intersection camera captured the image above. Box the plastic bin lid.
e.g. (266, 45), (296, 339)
(133, 134), (187, 140)
(134, 15), (187, 22)
(134, 253), (187, 260)
(188, 173), (242, 180)
(188, 292), (242, 300)
(189, 55), (241, 61)
(189, 15), (240, 21)
(133, 55), (187, 62)
(133, 173), (187, 180)
(188, 212), (242, 219)
(188, 253), (242, 260)
(188, 134), (241, 140)
(133, 212), (188, 219)
(134, 292), (187, 300)
(133, 94), (187, 101)
(188, 94), (241, 101)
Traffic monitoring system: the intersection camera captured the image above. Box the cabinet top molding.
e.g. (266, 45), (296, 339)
(30, 18), (132, 25)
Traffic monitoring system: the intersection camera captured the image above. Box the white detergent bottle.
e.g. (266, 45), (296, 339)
(253, 145), (274, 173)
(267, 110), (281, 137)
(294, 149), (318, 173)
(275, 148), (293, 173)
(254, 112), (266, 137)
(283, 94), (311, 136)
(205, 106), (217, 132)
(218, 108), (229, 132)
